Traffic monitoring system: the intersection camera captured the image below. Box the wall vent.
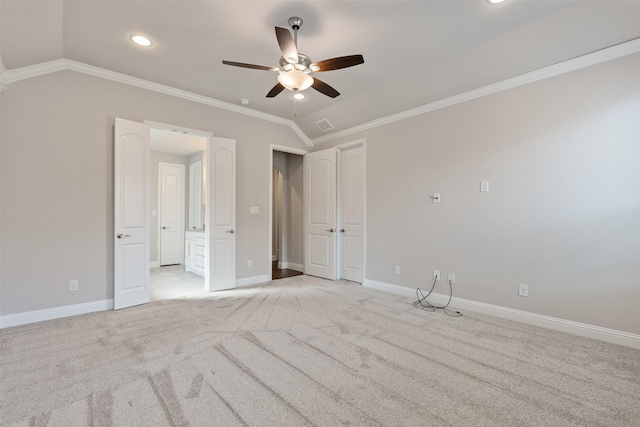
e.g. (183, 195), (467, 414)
(315, 118), (334, 132)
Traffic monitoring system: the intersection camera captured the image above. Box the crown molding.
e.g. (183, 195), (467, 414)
(0, 58), (314, 148)
(312, 38), (640, 146)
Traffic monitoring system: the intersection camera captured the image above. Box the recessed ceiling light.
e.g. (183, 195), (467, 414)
(293, 93), (306, 100)
(130, 34), (153, 47)
(487, 0), (506, 3)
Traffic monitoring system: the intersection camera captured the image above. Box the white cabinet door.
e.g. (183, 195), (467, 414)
(207, 137), (236, 291)
(114, 118), (150, 310)
(304, 148), (337, 280)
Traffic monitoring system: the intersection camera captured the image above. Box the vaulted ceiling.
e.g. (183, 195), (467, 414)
(2, 1), (639, 142)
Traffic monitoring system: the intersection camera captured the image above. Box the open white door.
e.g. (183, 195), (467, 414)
(207, 137), (236, 291)
(304, 148), (338, 279)
(340, 146), (365, 283)
(159, 163), (185, 265)
(114, 118), (150, 310)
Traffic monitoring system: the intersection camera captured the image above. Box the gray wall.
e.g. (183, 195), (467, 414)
(150, 152), (190, 264)
(286, 153), (304, 266)
(314, 53), (640, 334)
(0, 70), (307, 316)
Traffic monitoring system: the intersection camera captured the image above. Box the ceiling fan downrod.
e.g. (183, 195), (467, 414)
(288, 16), (303, 48)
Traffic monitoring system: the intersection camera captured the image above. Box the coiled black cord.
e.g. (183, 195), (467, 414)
(414, 278), (462, 317)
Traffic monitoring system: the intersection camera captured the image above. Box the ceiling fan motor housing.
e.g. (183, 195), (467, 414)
(279, 54), (312, 72)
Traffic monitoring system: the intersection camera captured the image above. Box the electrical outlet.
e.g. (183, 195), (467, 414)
(433, 270), (440, 281)
(518, 284), (528, 297)
(247, 260), (252, 268)
(394, 265), (400, 275)
(432, 193), (441, 203)
(69, 280), (79, 292)
(448, 273), (455, 284)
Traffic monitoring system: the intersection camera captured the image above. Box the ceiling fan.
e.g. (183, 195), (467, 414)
(222, 16), (364, 99)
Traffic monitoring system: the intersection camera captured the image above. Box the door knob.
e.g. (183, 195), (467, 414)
(326, 228), (335, 233)
(116, 233), (131, 239)
(162, 226), (168, 230)
(340, 229), (345, 233)
(226, 229), (235, 234)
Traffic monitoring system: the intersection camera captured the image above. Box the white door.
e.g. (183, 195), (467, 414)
(340, 146), (365, 282)
(304, 148), (337, 279)
(207, 137), (236, 291)
(188, 161), (203, 230)
(159, 163), (185, 265)
(114, 118), (150, 310)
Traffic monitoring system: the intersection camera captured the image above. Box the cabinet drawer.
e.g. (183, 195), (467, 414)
(195, 254), (205, 269)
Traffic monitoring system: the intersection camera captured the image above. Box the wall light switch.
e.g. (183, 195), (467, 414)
(151, 210), (157, 216)
(480, 181), (489, 192)
(250, 206), (259, 215)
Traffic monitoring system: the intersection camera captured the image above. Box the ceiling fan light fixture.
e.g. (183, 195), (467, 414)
(293, 93), (306, 100)
(278, 71), (313, 92)
(487, 0), (506, 4)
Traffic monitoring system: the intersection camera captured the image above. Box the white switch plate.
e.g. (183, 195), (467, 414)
(394, 265), (400, 275)
(448, 273), (455, 284)
(250, 206), (259, 215)
(480, 181), (489, 192)
(69, 280), (79, 292)
(151, 210), (157, 216)
(433, 270), (440, 281)
(247, 260), (252, 268)
(432, 193), (441, 203)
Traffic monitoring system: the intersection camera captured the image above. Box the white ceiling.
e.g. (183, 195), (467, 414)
(150, 128), (206, 156)
(2, 1), (639, 141)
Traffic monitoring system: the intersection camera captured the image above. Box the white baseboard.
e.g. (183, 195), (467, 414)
(149, 261), (160, 268)
(363, 279), (640, 350)
(0, 299), (114, 329)
(236, 274), (271, 288)
(278, 262), (303, 272)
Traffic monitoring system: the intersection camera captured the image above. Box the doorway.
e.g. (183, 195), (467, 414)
(270, 145), (307, 280)
(150, 128), (206, 300)
(114, 118), (237, 310)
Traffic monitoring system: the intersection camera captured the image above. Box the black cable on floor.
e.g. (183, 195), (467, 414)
(414, 277), (462, 317)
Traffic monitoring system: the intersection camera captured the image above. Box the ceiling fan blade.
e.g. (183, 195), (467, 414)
(311, 78), (340, 98)
(275, 27), (298, 64)
(266, 83), (286, 98)
(222, 60), (277, 71)
(312, 55), (364, 72)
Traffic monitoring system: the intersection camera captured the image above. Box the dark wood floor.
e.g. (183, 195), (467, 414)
(272, 261), (303, 280)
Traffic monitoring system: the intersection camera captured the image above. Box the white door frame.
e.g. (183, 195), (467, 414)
(158, 162), (186, 266)
(268, 144), (309, 280)
(336, 139), (367, 283)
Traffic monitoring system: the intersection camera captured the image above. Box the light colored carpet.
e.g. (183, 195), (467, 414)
(1, 275), (639, 426)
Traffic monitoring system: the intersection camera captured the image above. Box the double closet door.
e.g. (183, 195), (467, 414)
(304, 145), (365, 282)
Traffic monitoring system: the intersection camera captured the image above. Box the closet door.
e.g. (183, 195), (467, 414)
(303, 148), (337, 280)
(340, 146), (365, 283)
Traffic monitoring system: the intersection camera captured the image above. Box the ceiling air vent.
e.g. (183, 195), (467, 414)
(315, 118), (334, 132)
